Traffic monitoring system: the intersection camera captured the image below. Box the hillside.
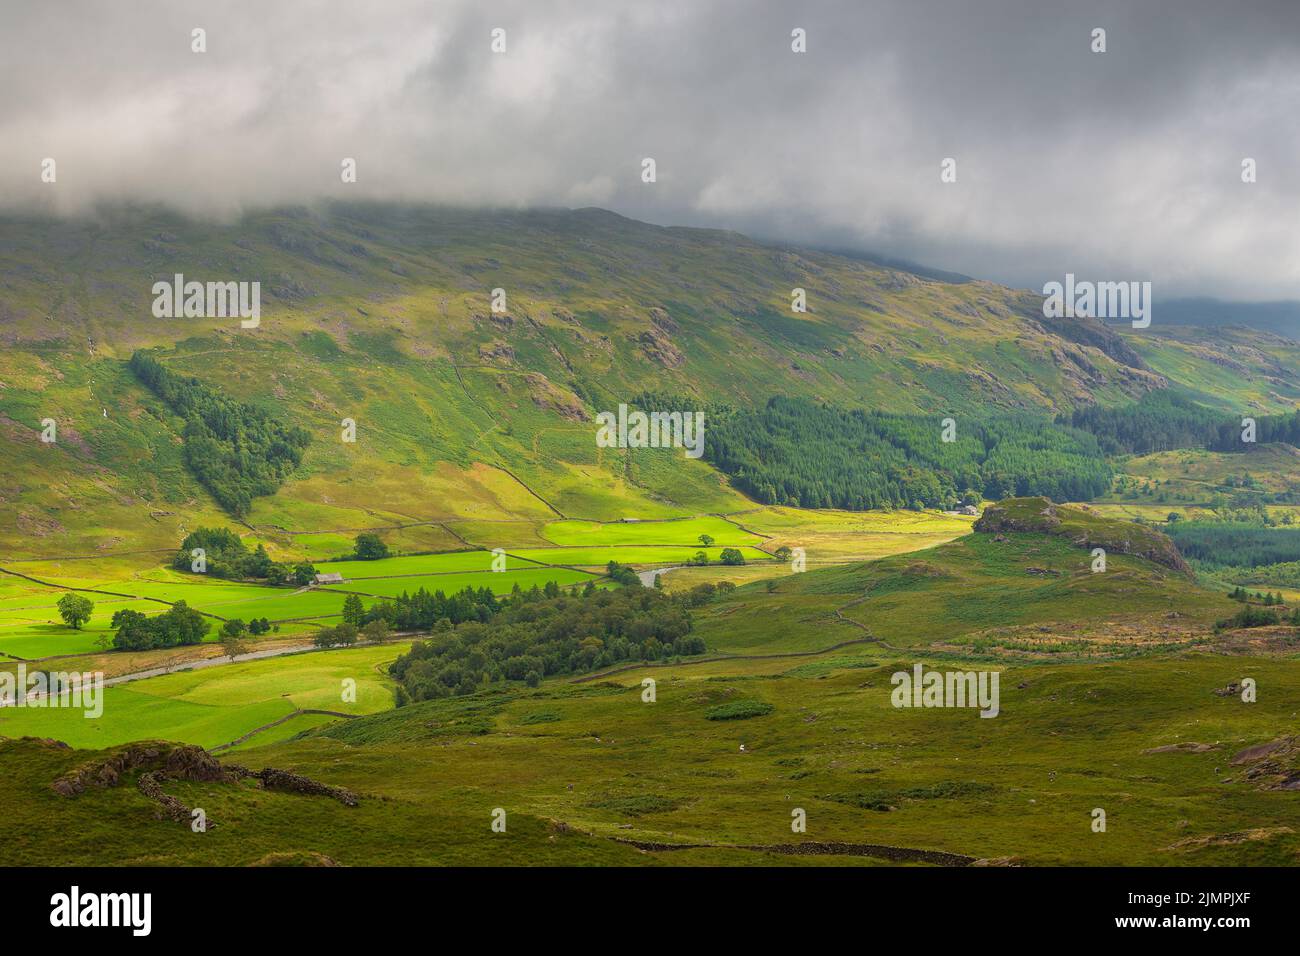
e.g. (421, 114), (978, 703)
(696, 506), (1222, 657)
(4, 204), (1300, 562)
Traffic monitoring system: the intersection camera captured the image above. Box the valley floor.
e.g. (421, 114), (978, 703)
(3, 502), (1298, 867)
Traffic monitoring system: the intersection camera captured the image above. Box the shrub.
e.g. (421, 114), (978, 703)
(704, 699), (773, 721)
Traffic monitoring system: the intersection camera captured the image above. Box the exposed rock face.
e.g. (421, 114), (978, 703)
(1019, 297), (1149, 371)
(478, 340), (515, 363)
(648, 307), (678, 335)
(974, 496), (1191, 574)
(521, 372), (586, 421)
(637, 327), (684, 368)
(635, 310), (685, 368)
(1229, 737), (1300, 791)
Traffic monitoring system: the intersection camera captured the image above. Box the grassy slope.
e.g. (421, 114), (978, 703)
(695, 530), (1228, 657)
(7, 647), (1297, 866)
(1112, 444), (1300, 503)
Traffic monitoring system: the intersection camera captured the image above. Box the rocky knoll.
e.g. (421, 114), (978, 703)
(974, 496), (1191, 574)
(52, 741), (358, 825)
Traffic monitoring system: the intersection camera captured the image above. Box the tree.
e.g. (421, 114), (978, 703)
(217, 624), (246, 660)
(56, 593), (94, 630)
(698, 534), (714, 548)
(361, 619), (391, 644)
(719, 548), (746, 566)
(353, 532), (390, 561)
(774, 545), (792, 561)
(342, 594), (365, 627)
(292, 562), (318, 586)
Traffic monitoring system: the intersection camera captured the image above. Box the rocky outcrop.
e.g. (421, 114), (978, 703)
(974, 497), (1191, 574)
(1229, 736), (1300, 791)
(51, 741), (359, 825)
(52, 742), (229, 797)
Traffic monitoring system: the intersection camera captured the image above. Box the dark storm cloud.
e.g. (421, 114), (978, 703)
(1, 0), (1297, 298)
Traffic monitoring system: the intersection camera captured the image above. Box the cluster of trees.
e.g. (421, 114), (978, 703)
(1227, 587), (1286, 605)
(348, 583), (504, 633)
(388, 585), (707, 701)
(221, 616), (274, 635)
(1065, 390), (1228, 455)
(109, 601), (211, 651)
(1216, 603), (1299, 631)
(605, 561), (641, 586)
(313, 618), (391, 648)
(679, 580), (736, 606)
(686, 548), (748, 564)
(172, 527), (317, 585)
(1210, 408), (1300, 450)
(704, 396), (1111, 510)
(1165, 521), (1300, 569)
(1225, 560), (1300, 590)
(1068, 390), (1300, 457)
(130, 351), (311, 516)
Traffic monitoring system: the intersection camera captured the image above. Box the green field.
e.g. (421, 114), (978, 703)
(0, 597), (172, 659)
(324, 567), (599, 599)
(316, 551), (498, 577)
(510, 545), (773, 566)
(0, 644), (404, 750)
(538, 517), (763, 548)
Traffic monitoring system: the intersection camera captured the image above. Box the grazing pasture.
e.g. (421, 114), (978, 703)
(0, 644), (405, 749)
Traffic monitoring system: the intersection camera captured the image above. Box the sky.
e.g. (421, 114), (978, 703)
(1, 0), (1297, 300)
